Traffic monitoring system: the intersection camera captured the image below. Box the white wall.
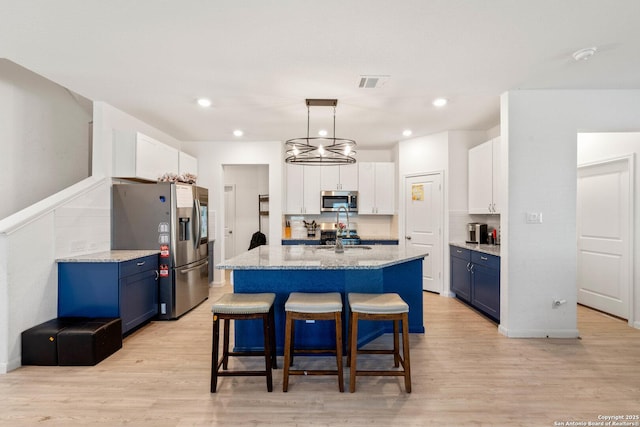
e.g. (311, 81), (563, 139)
(181, 140), (284, 285)
(500, 90), (640, 338)
(224, 165), (270, 256)
(0, 59), (92, 220)
(577, 132), (640, 327)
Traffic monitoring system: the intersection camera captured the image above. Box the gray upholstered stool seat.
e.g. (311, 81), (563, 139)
(212, 293), (275, 314)
(283, 292), (344, 392)
(347, 292), (411, 393)
(348, 292), (409, 314)
(210, 293), (277, 393)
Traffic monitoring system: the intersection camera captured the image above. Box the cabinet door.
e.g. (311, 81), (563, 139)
(285, 164), (304, 214)
(120, 269), (159, 334)
(357, 162), (376, 214)
(468, 140), (493, 214)
(491, 138), (501, 214)
(320, 167), (340, 190)
(339, 164), (359, 191)
(374, 162), (395, 214)
(471, 252), (500, 321)
(302, 166), (321, 214)
(179, 151), (198, 176)
(136, 134), (179, 181)
(450, 247), (471, 302)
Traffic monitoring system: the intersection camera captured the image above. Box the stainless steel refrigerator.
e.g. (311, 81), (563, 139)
(112, 182), (209, 320)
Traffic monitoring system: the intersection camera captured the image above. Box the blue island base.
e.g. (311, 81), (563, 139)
(231, 259), (424, 354)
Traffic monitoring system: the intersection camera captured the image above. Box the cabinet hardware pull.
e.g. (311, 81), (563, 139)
(456, 249), (462, 253)
(481, 256), (488, 260)
(466, 262), (471, 271)
(137, 262), (145, 266)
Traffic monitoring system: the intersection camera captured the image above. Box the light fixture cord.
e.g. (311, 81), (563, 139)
(306, 104), (310, 143)
(333, 106), (336, 140)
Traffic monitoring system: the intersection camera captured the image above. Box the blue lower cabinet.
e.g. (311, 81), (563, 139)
(450, 246), (471, 302)
(58, 255), (159, 334)
(470, 251), (500, 322)
(449, 245), (500, 322)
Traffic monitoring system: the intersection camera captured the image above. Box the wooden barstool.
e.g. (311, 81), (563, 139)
(347, 292), (411, 393)
(210, 292), (277, 392)
(283, 292), (344, 392)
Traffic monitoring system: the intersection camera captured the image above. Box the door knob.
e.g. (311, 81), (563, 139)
(406, 236), (412, 240)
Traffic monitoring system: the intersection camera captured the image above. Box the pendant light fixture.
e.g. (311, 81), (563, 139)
(285, 99), (356, 165)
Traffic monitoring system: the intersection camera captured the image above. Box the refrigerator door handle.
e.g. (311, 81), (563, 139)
(179, 259), (209, 274)
(193, 198), (202, 249)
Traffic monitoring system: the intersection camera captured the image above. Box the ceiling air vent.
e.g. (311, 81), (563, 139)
(358, 75), (390, 89)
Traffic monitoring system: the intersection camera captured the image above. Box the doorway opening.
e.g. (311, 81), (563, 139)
(222, 164), (269, 260)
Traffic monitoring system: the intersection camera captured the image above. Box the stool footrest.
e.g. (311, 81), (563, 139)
(288, 369), (340, 376)
(217, 371), (270, 377)
(353, 370), (407, 377)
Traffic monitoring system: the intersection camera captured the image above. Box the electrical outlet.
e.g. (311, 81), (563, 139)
(526, 212), (543, 224)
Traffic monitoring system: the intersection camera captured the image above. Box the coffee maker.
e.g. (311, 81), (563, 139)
(466, 223), (487, 244)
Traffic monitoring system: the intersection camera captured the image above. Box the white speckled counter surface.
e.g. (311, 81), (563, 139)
(56, 250), (160, 263)
(217, 245), (428, 270)
(450, 242), (500, 257)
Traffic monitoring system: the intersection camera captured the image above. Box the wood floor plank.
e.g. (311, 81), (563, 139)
(0, 283), (638, 426)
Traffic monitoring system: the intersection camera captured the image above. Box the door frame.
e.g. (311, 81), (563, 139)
(402, 171), (445, 294)
(577, 154), (635, 327)
(223, 184), (236, 261)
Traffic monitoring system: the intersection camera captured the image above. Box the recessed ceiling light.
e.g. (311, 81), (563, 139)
(197, 98), (212, 108)
(402, 129), (413, 137)
(233, 130), (243, 137)
(572, 46), (597, 61)
(318, 129), (328, 137)
(432, 98), (448, 107)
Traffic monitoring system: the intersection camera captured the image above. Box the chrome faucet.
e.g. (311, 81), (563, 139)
(335, 206), (350, 254)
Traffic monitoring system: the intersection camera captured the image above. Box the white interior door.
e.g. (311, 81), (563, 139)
(577, 157), (632, 319)
(224, 185), (236, 260)
(404, 173), (443, 293)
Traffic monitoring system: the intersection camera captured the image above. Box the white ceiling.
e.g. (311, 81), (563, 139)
(3, 0), (640, 148)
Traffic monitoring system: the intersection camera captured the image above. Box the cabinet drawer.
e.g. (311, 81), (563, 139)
(119, 255), (159, 278)
(450, 246), (471, 261)
(471, 251), (499, 269)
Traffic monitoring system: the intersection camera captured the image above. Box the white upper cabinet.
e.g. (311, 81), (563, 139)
(468, 137), (501, 214)
(179, 151), (198, 176)
(285, 164), (321, 214)
(357, 162), (395, 215)
(320, 164), (358, 191)
(113, 131), (179, 181)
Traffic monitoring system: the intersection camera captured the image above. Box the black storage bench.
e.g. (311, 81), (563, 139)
(22, 317), (122, 366)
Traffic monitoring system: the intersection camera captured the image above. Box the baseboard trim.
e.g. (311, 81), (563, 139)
(498, 325), (580, 338)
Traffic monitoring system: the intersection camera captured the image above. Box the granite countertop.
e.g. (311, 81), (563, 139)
(450, 242), (501, 257)
(217, 245), (428, 270)
(56, 250), (160, 263)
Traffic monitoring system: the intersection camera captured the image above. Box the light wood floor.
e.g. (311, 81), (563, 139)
(1, 283), (639, 427)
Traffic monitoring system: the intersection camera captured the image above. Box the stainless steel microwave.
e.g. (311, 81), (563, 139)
(321, 191), (358, 212)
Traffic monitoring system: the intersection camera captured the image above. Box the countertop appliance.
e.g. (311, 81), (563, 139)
(466, 223), (487, 244)
(321, 190), (358, 213)
(112, 182), (209, 320)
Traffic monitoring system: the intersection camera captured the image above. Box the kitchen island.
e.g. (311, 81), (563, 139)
(216, 245), (428, 353)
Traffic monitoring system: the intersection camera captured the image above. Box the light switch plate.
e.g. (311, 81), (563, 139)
(526, 212), (543, 224)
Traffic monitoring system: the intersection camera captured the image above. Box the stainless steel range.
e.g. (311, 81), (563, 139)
(319, 225), (361, 246)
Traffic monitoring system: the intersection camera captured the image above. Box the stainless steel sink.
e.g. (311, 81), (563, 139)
(316, 245), (372, 250)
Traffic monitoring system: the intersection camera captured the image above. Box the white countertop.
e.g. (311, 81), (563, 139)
(56, 250), (160, 263)
(450, 242), (501, 257)
(217, 245), (428, 270)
